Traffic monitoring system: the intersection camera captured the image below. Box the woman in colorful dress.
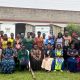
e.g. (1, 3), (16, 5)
(56, 32), (64, 48)
(67, 43), (78, 72)
(18, 45), (30, 71)
(54, 44), (64, 72)
(8, 33), (15, 48)
(14, 34), (21, 51)
(34, 31), (43, 50)
(45, 35), (55, 45)
(14, 34), (21, 69)
(1, 42), (15, 74)
(41, 43), (54, 72)
(30, 44), (42, 71)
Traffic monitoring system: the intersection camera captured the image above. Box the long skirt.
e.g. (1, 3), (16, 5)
(19, 59), (29, 70)
(51, 59), (55, 70)
(41, 58), (53, 71)
(67, 57), (77, 72)
(55, 57), (64, 70)
(1, 58), (15, 73)
(76, 57), (80, 71)
(30, 58), (42, 71)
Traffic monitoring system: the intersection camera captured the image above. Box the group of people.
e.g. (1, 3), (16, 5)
(0, 30), (80, 74)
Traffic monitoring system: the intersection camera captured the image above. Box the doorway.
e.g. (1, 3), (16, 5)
(15, 23), (26, 36)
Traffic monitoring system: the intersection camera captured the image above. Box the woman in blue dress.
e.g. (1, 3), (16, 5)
(1, 42), (15, 74)
(67, 43), (78, 72)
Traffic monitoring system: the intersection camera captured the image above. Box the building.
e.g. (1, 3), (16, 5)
(0, 6), (80, 37)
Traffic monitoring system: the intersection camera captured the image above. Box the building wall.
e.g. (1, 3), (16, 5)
(0, 7), (80, 24)
(25, 24), (64, 37)
(25, 24), (34, 37)
(52, 25), (64, 37)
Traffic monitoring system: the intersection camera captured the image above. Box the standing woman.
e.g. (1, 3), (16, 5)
(56, 32), (64, 48)
(8, 33), (15, 48)
(2, 34), (8, 49)
(14, 34), (21, 52)
(26, 32), (34, 51)
(34, 31), (43, 50)
(63, 31), (72, 69)
(14, 34), (21, 69)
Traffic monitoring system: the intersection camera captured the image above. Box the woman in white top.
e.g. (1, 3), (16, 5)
(56, 32), (64, 48)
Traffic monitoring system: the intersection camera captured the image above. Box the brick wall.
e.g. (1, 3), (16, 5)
(0, 7), (80, 24)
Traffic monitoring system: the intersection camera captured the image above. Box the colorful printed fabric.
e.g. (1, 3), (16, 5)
(2, 40), (8, 49)
(55, 49), (63, 56)
(55, 58), (64, 70)
(18, 49), (29, 66)
(8, 38), (14, 48)
(34, 37), (43, 49)
(1, 58), (15, 73)
(1, 48), (15, 73)
(45, 39), (54, 45)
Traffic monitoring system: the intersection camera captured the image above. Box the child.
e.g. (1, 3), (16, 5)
(18, 45), (30, 71)
(54, 44), (64, 72)
(1, 42), (15, 74)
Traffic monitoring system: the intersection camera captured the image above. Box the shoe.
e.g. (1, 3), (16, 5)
(54, 70), (56, 72)
(60, 70), (63, 72)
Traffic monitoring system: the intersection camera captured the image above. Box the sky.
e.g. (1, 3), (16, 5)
(0, 0), (80, 11)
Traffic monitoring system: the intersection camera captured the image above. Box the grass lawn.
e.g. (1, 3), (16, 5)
(0, 71), (80, 80)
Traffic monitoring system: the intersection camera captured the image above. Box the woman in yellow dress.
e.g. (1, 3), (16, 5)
(8, 33), (14, 48)
(2, 34), (8, 49)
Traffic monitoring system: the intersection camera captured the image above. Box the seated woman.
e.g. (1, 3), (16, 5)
(67, 43), (78, 72)
(54, 44), (64, 72)
(30, 44), (42, 71)
(41, 43), (54, 72)
(1, 42), (15, 74)
(18, 45), (30, 71)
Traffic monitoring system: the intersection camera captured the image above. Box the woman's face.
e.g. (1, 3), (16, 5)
(11, 33), (14, 38)
(16, 34), (20, 39)
(37, 32), (41, 37)
(27, 32), (30, 38)
(34, 45), (38, 49)
(47, 44), (51, 49)
(58, 33), (62, 38)
(3, 34), (7, 40)
(64, 31), (68, 36)
(57, 44), (61, 49)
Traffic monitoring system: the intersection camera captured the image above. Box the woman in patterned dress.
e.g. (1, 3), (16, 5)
(1, 42), (15, 73)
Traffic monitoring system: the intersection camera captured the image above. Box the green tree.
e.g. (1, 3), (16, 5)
(65, 24), (80, 35)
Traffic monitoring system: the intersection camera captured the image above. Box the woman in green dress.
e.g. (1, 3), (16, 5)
(18, 45), (30, 71)
(26, 32), (34, 51)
